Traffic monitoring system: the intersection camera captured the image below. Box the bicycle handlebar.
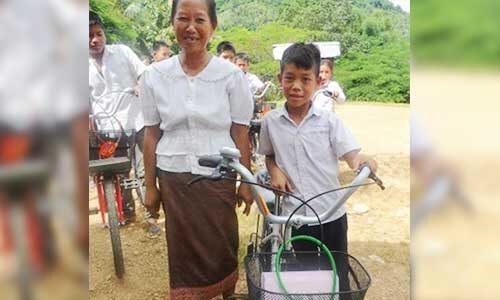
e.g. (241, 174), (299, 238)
(253, 81), (274, 100)
(195, 147), (382, 227)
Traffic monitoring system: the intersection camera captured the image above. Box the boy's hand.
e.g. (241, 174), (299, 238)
(343, 151), (378, 173)
(357, 154), (378, 173)
(237, 183), (253, 216)
(269, 168), (293, 195)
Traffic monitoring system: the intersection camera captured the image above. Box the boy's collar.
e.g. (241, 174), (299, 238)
(279, 101), (321, 119)
(279, 101), (321, 118)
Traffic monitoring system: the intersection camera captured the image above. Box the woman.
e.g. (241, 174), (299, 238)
(139, 0), (254, 299)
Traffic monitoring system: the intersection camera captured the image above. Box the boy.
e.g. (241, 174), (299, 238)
(152, 41), (170, 63)
(216, 40), (236, 63)
(89, 11), (159, 230)
(235, 52), (265, 95)
(258, 43), (377, 298)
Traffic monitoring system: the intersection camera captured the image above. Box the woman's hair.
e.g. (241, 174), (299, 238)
(280, 43), (321, 76)
(170, 0), (217, 27)
(320, 58), (334, 71)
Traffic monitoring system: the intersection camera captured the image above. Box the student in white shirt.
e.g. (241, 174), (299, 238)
(152, 41), (170, 63)
(313, 58), (346, 112)
(258, 43), (377, 299)
(89, 11), (146, 224)
(216, 40), (236, 63)
(235, 52), (265, 95)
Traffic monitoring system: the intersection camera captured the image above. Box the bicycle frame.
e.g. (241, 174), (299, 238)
(198, 147), (376, 269)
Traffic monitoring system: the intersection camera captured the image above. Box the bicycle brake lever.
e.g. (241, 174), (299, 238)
(357, 163), (385, 190)
(369, 173), (385, 190)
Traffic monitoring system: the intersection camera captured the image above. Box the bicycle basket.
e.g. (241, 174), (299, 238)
(245, 251), (370, 300)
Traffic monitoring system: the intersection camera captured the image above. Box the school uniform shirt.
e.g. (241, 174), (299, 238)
(245, 72), (265, 95)
(312, 80), (346, 112)
(258, 104), (360, 224)
(89, 44), (146, 132)
(140, 56), (253, 175)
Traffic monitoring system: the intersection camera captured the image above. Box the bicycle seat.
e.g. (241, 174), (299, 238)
(89, 157), (131, 176)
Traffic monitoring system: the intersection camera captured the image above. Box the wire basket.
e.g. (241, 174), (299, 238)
(245, 251), (370, 300)
(89, 129), (136, 160)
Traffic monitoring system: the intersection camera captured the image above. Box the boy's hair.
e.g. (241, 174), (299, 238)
(171, 0), (217, 27)
(153, 41), (169, 52)
(280, 43), (321, 76)
(89, 11), (104, 29)
(216, 41), (236, 55)
(235, 52), (250, 63)
(320, 58), (334, 71)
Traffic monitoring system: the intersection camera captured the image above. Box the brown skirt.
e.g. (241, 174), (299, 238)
(158, 170), (239, 300)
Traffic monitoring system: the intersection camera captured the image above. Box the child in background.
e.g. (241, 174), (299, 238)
(313, 58), (346, 112)
(258, 43), (377, 299)
(216, 40), (236, 63)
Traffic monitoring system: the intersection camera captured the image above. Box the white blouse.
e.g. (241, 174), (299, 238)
(140, 55), (253, 175)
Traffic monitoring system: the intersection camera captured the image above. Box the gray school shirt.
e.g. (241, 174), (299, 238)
(258, 104), (361, 225)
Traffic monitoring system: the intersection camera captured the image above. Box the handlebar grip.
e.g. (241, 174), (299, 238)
(357, 163), (385, 190)
(198, 155), (223, 168)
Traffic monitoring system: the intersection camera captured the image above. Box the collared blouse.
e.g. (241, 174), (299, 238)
(140, 55), (253, 175)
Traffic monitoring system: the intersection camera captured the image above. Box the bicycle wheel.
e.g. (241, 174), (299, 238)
(104, 179), (125, 278)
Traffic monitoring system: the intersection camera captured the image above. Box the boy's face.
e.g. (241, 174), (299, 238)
(319, 65), (332, 86)
(278, 63), (321, 109)
(219, 50), (235, 63)
(235, 59), (249, 73)
(89, 24), (106, 56)
(153, 46), (170, 62)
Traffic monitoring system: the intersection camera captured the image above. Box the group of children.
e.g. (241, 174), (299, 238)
(216, 40), (347, 112)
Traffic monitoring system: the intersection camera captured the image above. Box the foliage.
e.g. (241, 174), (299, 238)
(90, 0), (410, 102)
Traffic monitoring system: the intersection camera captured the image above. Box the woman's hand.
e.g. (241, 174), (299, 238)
(237, 183), (253, 216)
(145, 184), (161, 211)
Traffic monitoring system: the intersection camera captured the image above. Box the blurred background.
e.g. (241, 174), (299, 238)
(1, 0), (499, 299)
(0, 0), (88, 299)
(411, 0), (500, 299)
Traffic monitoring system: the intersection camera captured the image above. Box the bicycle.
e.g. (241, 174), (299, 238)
(88, 90), (145, 278)
(250, 81), (275, 165)
(190, 147), (385, 299)
(0, 128), (53, 300)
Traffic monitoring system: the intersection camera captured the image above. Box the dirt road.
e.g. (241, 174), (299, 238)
(89, 102), (410, 300)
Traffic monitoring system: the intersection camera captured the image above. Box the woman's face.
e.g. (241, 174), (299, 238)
(173, 0), (215, 54)
(319, 64), (332, 86)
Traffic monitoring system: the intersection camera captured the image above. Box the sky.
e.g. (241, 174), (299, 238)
(389, 0), (410, 12)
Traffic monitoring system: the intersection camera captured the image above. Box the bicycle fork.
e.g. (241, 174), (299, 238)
(95, 175), (125, 226)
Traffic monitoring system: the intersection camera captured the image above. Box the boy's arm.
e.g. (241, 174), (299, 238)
(332, 82), (346, 104)
(342, 150), (378, 173)
(265, 155), (293, 193)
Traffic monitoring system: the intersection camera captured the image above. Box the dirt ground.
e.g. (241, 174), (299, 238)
(89, 102), (410, 300)
(411, 69), (500, 299)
